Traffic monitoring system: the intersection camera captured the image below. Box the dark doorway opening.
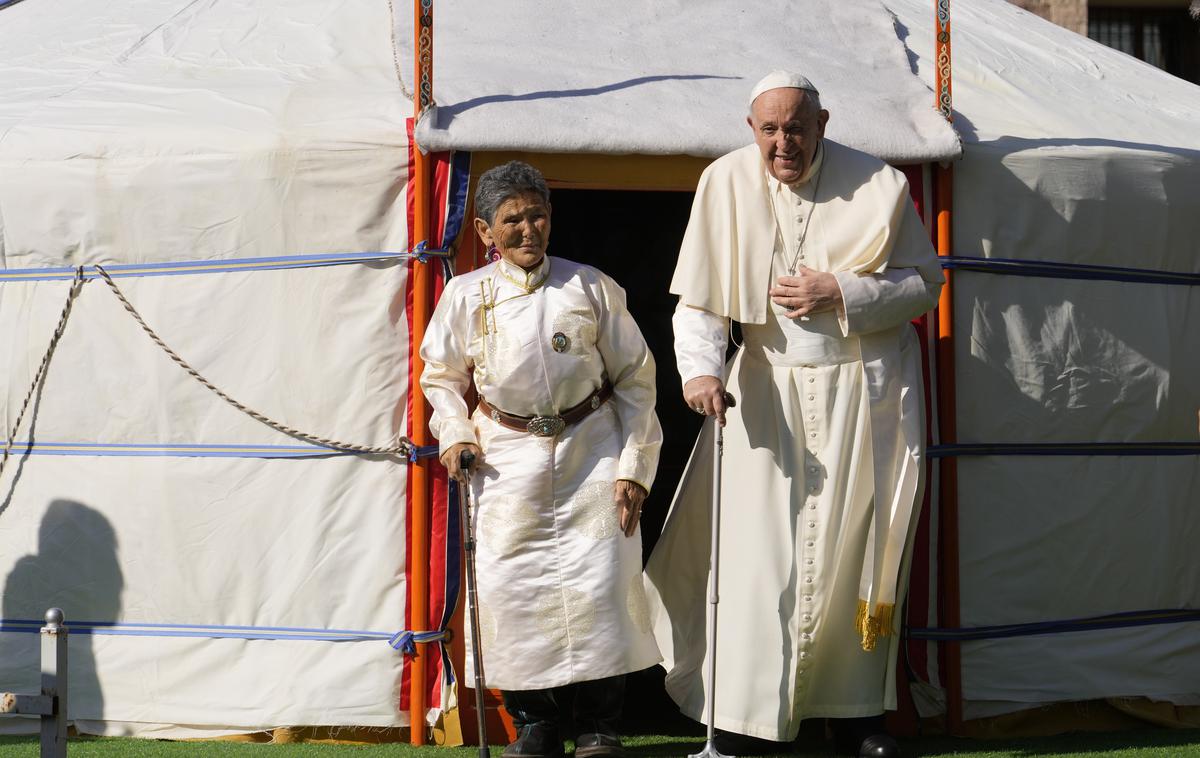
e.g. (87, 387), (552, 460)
(549, 187), (707, 736)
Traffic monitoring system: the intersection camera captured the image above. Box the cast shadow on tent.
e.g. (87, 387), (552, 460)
(1, 500), (123, 731)
(438, 74), (744, 120)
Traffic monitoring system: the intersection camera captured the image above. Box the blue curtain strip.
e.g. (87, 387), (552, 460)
(441, 151), (472, 250)
(907, 608), (1200, 642)
(930, 442), (1200, 458)
(437, 478), (465, 684)
(0, 251), (460, 283)
(6, 441), (441, 461)
(0, 619), (448, 648)
(940, 256), (1200, 286)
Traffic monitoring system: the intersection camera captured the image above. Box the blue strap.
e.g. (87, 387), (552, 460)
(409, 444), (441, 461)
(7, 441), (356, 459)
(0, 252), (418, 282)
(939, 255), (1200, 287)
(413, 241), (454, 264)
(907, 608), (1200, 642)
(0, 619), (452, 656)
(388, 629), (451, 656)
(930, 442), (1200, 458)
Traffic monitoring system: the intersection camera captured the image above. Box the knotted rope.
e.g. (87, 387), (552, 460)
(1, 265), (415, 487)
(0, 267), (87, 481)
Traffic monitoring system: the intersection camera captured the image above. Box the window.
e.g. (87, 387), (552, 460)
(1088, 7), (1200, 83)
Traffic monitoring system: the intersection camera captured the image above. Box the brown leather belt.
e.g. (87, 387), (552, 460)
(478, 381), (614, 437)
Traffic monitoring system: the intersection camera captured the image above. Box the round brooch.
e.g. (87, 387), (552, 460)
(551, 332), (570, 353)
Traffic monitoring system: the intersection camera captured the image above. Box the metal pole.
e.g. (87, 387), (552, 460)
(41, 608), (67, 758)
(459, 452), (491, 758)
(689, 413), (732, 758)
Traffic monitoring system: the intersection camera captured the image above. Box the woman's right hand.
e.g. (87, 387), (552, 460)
(441, 442), (482, 485)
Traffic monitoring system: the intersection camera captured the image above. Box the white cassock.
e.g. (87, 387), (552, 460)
(420, 255), (662, 691)
(644, 140), (944, 740)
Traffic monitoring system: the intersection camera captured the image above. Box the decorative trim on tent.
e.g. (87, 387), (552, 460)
(0, 251), (450, 282)
(939, 256), (1200, 286)
(0, 618), (448, 647)
(907, 608), (1200, 642)
(7, 441), (442, 460)
(930, 442), (1200, 457)
(935, 0), (953, 121)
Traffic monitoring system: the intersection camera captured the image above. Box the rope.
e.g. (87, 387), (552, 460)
(0, 267), (87, 482)
(92, 265), (414, 459)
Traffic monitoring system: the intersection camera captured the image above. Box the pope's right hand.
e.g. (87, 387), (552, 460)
(441, 442), (482, 486)
(683, 376), (731, 427)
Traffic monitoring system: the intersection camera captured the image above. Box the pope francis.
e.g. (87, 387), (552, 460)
(420, 161), (662, 758)
(643, 72), (944, 758)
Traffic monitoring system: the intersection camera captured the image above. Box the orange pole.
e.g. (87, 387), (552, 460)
(933, 0), (963, 735)
(409, 0), (435, 745)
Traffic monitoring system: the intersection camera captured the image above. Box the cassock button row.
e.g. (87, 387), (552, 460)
(806, 540), (814, 547)
(803, 613), (812, 622)
(808, 503), (816, 510)
(799, 651), (809, 660)
(808, 395), (815, 401)
(808, 521), (816, 528)
(804, 595), (813, 603)
(806, 558), (814, 565)
(805, 577), (813, 584)
(809, 432), (817, 439)
(808, 377), (815, 384)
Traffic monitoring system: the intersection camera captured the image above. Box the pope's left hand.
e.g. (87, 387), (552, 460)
(769, 267), (843, 319)
(614, 480), (648, 538)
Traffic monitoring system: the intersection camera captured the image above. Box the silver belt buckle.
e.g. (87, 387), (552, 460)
(527, 415), (566, 437)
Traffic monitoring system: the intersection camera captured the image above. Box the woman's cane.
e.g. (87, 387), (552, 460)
(459, 451), (491, 758)
(690, 393), (735, 758)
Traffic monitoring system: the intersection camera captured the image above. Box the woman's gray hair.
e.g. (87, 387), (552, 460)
(473, 161), (551, 225)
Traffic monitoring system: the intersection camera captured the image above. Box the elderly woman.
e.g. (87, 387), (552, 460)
(419, 161), (662, 758)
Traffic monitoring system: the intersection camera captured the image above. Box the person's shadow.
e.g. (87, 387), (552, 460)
(1, 499), (123, 730)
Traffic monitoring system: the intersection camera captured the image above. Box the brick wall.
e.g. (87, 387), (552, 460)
(1009, 0), (1089, 34)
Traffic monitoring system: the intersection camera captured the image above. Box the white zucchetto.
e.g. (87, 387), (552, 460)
(749, 70), (820, 107)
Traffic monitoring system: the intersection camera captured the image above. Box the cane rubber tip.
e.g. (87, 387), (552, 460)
(45, 608), (64, 626)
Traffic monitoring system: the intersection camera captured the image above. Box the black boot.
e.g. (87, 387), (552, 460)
(502, 689), (565, 758)
(830, 716), (901, 758)
(503, 723), (565, 758)
(573, 675), (626, 758)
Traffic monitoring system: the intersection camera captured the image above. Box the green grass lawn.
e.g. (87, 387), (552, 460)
(3, 731), (1200, 757)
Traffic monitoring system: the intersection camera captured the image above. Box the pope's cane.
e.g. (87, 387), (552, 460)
(690, 392), (736, 758)
(459, 451), (491, 758)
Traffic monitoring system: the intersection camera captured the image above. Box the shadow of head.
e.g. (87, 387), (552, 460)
(4, 499), (123, 621)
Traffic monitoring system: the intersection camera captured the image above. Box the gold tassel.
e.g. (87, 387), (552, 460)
(855, 600), (897, 652)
